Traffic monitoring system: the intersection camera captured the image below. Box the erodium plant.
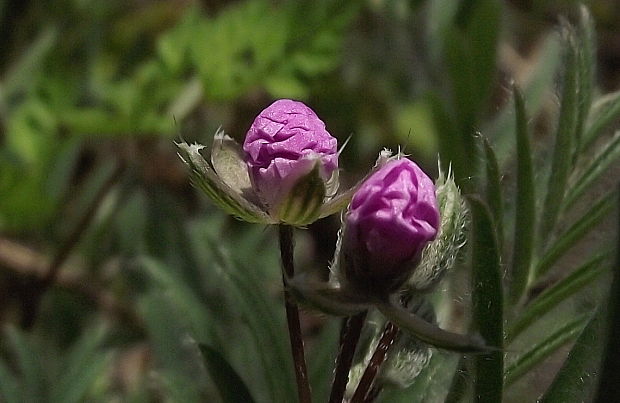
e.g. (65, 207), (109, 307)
(178, 99), (483, 403)
(176, 10), (620, 399)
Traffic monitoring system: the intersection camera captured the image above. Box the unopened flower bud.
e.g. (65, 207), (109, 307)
(243, 99), (338, 224)
(341, 158), (440, 295)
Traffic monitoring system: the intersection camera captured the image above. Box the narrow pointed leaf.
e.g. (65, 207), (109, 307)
(483, 138), (503, 249)
(198, 344), (256, 403)
(594, 192), (620, 401)
(583, 90), (620, 150)
(508, 252), (609, 342)
(539, 308), (605, 403)
(510, 86), (536, 304)
(208, 245), (297, 402)
(573, 5), (596, 156)
(505, 314), (589, 386)
(486, 33), (562, 163)
(468, 197), (503, 403)
(563, 131), (620, 209)
(377, 301), (488, 353)
(540, 29), (580, 240)
(537, 193), (614, 277)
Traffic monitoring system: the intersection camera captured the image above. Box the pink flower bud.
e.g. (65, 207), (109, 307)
(341, 159), (440, 295)
(243, 99), (338, 217)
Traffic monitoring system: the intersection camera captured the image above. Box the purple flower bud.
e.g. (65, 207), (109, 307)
(243, 99), (338, 218)
(341, 158), (440, 295)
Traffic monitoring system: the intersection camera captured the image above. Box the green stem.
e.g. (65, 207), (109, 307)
(278, 225), (311, 403)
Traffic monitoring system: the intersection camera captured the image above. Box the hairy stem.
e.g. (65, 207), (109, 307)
(351, 322), (400, 403)
(329, 311), (368, 403)
(278, 225), (311, 403)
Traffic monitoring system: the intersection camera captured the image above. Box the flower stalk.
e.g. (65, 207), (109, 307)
(279, 225), (311, 403)
(328, 311), (368, 403)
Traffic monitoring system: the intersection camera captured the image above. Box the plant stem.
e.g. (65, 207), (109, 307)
(329, 311), (367, 403)
(351, 322), (399, 403)
(278, 224), (312, 403)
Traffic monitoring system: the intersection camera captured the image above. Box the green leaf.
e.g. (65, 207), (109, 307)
(536, 193), (614, 277)
(207, 244), (297, 403)
(483, 137), (503, 249)
(539, 308), (605, 403)
(594, 193), (620, 400)
(486, 33), (562, 162)
(468, 197), (503, 403)
(445, 0), (500, 134)
(2, 26), (57, 99)
(6, 327), (45, 402)
(539, 28), (580, 241)
(582, 90), (620, 150)
(198, 344), (256, 403)
(140, 293), (206, 403)
(50, 326), (109, 403)
(573, 6), (596, 157)
(140, 257), (216, 344)
(410, 169), (468, 292)
(505, 313), (589, 386)
(508, 252), (609, 342)
(510, 86), (537, 304)
(563, 131), (620, 210)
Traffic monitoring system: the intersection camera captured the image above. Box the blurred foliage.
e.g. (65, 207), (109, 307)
(0, 0), (619, 402)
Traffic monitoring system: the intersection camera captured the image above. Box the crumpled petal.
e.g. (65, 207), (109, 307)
(243, 99), (338, 213)
(343, 158), (440, 293)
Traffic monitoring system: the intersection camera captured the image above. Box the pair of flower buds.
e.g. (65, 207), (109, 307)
(178, 99), (445, 298)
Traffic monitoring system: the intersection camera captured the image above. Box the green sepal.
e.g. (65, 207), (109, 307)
(276, 162), (327, 226)
(210, 129), (257, 201)
(176, 141), (274, 224)
(408, 166), (468, 292)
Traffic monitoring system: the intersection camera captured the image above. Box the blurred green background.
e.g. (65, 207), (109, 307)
(0, 0), (618, 402)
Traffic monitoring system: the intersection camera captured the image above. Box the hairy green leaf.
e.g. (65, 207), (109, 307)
(483, 138), (503, 249)
(509, 252), (609, 342)
(573, 6), (596, 157)
(583, 90), (620, 150)
(537, 193), (614, 277)
(510, 86), (536, 304)
(540, 28), (580, 241)
(505, 313), (589, 386)
(563, 132), (620, 210)
(539, 308), (605, 403)
(469, 197), (504, 403)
